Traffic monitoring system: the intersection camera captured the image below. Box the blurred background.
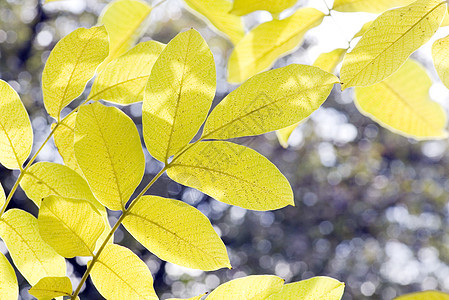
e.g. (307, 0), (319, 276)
(2, 0), (449, 299)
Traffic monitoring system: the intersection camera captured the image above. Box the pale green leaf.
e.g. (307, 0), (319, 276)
(20, 162), (112, 251)
(29, 276), (72, 300)
(167, 141), (294, 211)
(340, 0), (446, 89)
(123, 195), (230, 271)
(0, 80), (33, 170)
(333, 0), (414, 13)
(267, 277), (345, 300)
(52, 113), (82, 174)
(355, 59), (447, 139)
(90, 244), (158, 300)
(39, 195), (105, 258)
(0, 252), (18, 300)
(88, 41), (165, 105)
(184, 0), (245, 44)
(227, 8), (324, 83)
(0, 209), (66, 285)
(143, 29), (215, 162)
(206, 275), (284, 300)
(395, 291), (449, 299)
(42, 26), (109, 119)
(432, 34), (449, 89)
(98, 0), (152, 71)
(204, 64), (338, 139)
(313, 48), (347, 74)
(230, 0), (297, 16)
(74, 102), (145, 210)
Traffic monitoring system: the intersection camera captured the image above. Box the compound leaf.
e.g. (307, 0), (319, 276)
(355, 59), (447, 139)
(88, 41), (165, 105)
(29, 276), (72, 300)
(395, 291), (449, 299)
(0, 252), (17, 300)
(206, 275), (284, 300)
(39, 195), (105, 258)
(74, 102), (145, 211)
(340, 0), (446, 89)
(90, 244), (158, 300)
(267, 277), (345, 300)
(432, 34), (449, 89)
(332, 0), (414, 13)
(123, 195), (230, 271)
(0, 80), (33, 170)
(20, 162), (112, 251)
(52, 113), (82, 174)
(230, 0), (297, 16)
(143, 29), (215, 163)
(204, 64), (338, 139)
(227, 8), (324, 83)
(98, 0), (152, 71)
(42, 26), (108, 119)
(167, 141), (294, 211)
(184, 0), (244, 44)
(0, 209), (66, 285)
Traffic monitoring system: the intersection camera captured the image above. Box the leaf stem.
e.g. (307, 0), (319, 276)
(71, 166), (167, 299)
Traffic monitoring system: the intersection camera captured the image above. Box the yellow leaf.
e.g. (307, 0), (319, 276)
(352, 21), (374, 39)
(0, 80), (33, 170)
(42, 26), (109, 120)
(267, 277), (345, 300)
(90, 244), (158, 300)
(206, 275), (284, 300)
(442, 9), (449, 26)
(88, 41), (165, 105)
(313, 48), (347, 74)
(230, 0), (297, 16)
(52, 113), (82, 174)
(432, 34), (449, 89)
(98, 0), (152, 71)
(143, 29), (215, 163)
(0, 182), (5, 210)
(184, 0), (245, 44)
(0, 209), (66, 285)
(0, 252), (17, 300)
(333, 0), (415, 13)
(39, 195), (105, 258)
(340, 0), (446, 89)
(167, 295), (205, 300)
(227, 8), (324, 83)
(354, 59), (447, 139)
(167, 141), (294, 211)
(275, 50), (344, 147)
(74, 102), (145, 210)
(276, 123), (298, 148)
(395, 291), (449, 299)
(20, 162), (112, 251)
(29, 276), (72, 300)
(123, 195), (230, 271)
(204, 64), (338, 139)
